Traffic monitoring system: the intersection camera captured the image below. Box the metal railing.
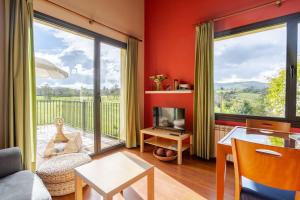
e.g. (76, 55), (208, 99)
(36, 99), (120, 139)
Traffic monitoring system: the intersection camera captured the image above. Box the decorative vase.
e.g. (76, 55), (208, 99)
(149, 74), (167, 91)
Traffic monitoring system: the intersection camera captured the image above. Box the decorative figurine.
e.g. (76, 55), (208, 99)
(179, 83), (191, 90)
(53, 118), (69, 143)
(149, 74), (168, 91)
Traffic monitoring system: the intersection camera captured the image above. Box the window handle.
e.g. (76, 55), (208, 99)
(290, 65), (295, 79)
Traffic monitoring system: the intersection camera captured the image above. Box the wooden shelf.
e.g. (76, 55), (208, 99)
(145, 90), (193, 94)
(144, 137), (190, 152)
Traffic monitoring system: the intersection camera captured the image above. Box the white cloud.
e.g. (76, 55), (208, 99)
(215, 25), (287, 84)
(34, 21), (121, 90)
(53, 30), (94, 60)
(35, 20), (94, 62)
(50, 82), (93, 90)
(72, 64), (93, 76)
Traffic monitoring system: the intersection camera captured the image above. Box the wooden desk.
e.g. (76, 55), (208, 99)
(217, 126), (299, 200)
(75, 152), (154, 200)
(140, 128), (192, 165)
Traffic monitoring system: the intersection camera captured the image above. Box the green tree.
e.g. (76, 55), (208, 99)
(265, 69), (286, 115)
(232, 100), (253, 115)
(266, 62), (300, 116)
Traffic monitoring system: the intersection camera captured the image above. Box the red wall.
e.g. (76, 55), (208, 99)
(144, 0), (300, 131)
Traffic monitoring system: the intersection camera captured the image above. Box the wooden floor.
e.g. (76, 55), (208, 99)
(53, 145), (235, 200)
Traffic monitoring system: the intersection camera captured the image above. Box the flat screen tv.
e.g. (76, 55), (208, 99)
(153, 107), (185, 132)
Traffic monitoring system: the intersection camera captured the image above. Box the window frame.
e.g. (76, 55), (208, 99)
(214, 12), (300, 127)
(33, 11), (127, 154)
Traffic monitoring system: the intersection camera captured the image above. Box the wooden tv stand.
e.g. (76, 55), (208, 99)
(140, 127), (192, 165)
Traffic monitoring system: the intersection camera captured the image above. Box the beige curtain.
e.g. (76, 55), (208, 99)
(4, 0), (36, 170)
(193, 21), (214, 160)
(121, 37), (140, 148)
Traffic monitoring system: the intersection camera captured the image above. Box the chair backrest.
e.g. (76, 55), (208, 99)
(232, 138), (300, 193)
(246, 119), (291, 132)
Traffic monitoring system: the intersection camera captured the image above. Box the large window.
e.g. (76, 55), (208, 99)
(214, 25), (287, 117)
(214, 13), (300, 125)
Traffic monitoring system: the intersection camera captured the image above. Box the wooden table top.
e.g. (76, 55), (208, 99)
(141, 127), (191, 140)
(75, 152), (154, 195)
(219, 126), (300, 149)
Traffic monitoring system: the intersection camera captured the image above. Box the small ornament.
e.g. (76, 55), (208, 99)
(174, 79), (179, 90)
(54, 118), (69, 143)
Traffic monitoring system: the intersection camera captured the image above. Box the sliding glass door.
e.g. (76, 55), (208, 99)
(99, 42), (124, 150)
(33, 13), (126, 164)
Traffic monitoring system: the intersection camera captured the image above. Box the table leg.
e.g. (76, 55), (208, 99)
(147, 168), (154, 200)
(75, 174), (83, 200)
(178, 139), (182, 165)
(104, 195), (113, 200)
(140, 132), (144, 153)
(216, 144), (227, 200)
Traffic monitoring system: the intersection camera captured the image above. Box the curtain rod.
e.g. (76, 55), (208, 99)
(194, 0), (285, 26)
(43, 0), (143, 42)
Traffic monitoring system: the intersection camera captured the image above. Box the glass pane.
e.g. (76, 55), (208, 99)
(100, 42), (124, 150)
(296, 23), (300, 116)
(34, 20), (95, 165)
(214, 24), (287, 117)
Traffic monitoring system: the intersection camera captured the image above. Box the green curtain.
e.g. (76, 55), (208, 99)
(122, 37), (140, 148)
(193, 21), (214, 160)
(4, 0), (36, 170)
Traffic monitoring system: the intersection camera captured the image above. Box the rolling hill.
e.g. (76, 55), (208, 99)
(215, 81), (268, 90)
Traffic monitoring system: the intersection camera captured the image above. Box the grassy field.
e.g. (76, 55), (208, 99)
(36, 96), (120, 138)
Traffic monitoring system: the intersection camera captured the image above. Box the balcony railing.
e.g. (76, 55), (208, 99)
(36, 99), (120, 139)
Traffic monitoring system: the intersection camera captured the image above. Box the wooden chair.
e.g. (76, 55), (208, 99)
(232, 138), (300, 200)
(246, 119), (291, 132)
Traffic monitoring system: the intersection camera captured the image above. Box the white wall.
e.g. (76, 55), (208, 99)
(34, 0), (145, 128)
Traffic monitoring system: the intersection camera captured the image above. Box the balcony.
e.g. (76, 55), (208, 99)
(36, 98), (123, 165)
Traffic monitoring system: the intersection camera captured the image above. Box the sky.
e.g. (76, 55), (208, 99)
(214, 25), (288, 84)
(34, 21), (300, 88)
(33, 20), (121, 90)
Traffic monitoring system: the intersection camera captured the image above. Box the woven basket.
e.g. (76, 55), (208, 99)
(153, 149), (177, 161)
(45, 180), (87, 196)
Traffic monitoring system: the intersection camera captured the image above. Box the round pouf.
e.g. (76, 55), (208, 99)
(37, 153), (91, 196)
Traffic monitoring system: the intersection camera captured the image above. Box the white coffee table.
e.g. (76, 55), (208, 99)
(74, 152), (154, 200)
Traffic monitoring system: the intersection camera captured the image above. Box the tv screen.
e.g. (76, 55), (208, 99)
(153, 107), (185, 131)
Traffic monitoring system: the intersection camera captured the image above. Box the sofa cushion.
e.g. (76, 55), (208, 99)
(0, 170), (51, 200)
(241, 177), (295, 200)
(0, 147), (22, 178)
